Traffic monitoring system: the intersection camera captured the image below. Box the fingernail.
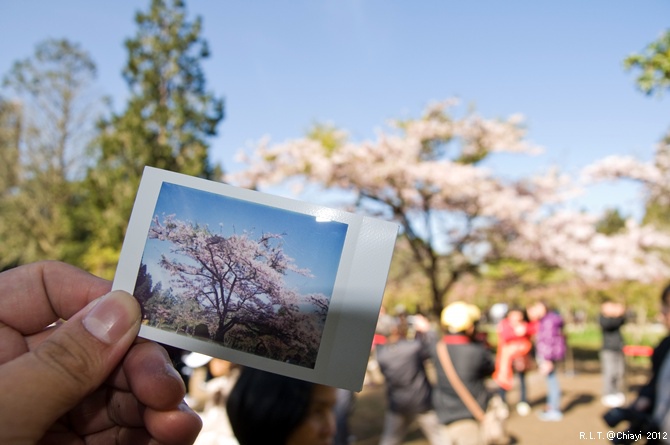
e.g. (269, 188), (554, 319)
(178, 399), (199, 416)
(166, 362), (184, 382)
(83, 291), (140, 344)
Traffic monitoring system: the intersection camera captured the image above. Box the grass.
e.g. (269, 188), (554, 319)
(566, 323), (666, 349)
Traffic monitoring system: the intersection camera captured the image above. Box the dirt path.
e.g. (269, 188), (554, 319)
(349, 362), (649, 445)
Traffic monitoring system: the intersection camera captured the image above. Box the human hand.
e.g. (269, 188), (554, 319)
(539, 360), (554, 376)
(602, 301), (626, 317)
(412, 314), (432, 333)
(632, 396), (651, 413)
(0, 261), (202, 444)
(512, 323), (527, 336)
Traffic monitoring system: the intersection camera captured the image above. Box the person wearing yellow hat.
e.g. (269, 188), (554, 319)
(429, 301), (495, 445)
(441, 301), (482, 334)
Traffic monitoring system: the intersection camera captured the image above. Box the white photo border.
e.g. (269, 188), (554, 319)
(113, 166), (398, 391)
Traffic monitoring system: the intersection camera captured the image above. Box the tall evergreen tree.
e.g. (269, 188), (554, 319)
(134, 262), (154, 309)
(83, 0), (224, 277)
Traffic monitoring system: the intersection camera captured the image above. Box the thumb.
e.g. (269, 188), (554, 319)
(0, 290), (141, 438)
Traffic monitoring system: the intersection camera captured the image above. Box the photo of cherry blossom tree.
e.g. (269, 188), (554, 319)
(133, 182), (348, 369)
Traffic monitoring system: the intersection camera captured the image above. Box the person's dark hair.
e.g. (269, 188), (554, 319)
(507, 305), (528, 320)
(536, 300), (550, 310)
(226, 367), (313, 445)
(661, 283), (670, 306)
(599, 294), (613, 305)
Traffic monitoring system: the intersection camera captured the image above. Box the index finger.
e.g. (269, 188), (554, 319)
(0, 261), (112, 335)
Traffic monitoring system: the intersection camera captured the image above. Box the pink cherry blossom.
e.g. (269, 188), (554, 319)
(229, 99), (670, 312)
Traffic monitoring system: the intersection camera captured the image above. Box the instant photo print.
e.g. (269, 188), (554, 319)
(113, 166), (398, 391)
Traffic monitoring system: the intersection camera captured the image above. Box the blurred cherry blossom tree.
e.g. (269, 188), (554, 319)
(582, 29), (670, 230)
(230, 99), (670, 315)
(507, 209), (670, 282)
(582, 145), (670, 215)
(576, 147), (670, 286)
(144, 214), (328, 366)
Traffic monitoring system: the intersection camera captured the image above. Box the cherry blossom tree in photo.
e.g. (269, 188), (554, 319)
(230, 99), (670, 315)
(145, 214), (329, 367)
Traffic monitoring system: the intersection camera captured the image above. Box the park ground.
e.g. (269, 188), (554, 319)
(348, 355), (651, 445)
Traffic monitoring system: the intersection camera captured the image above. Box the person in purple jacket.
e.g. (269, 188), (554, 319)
(527, 300), (566, 421)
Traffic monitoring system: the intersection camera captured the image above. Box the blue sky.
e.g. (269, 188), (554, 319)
(141, 182), (348, 297)
(1, 1), (669, 219)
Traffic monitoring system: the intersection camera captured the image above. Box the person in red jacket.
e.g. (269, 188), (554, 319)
(493, 306), (534, 416)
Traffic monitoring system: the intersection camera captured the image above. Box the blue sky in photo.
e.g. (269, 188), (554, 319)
(141, 182), (348, 298)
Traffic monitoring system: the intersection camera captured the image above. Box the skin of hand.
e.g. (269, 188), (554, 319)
(0, 261), (202, 444)
(632, 396), (651, 412)
(601, 301), (626, 318)
(539, 360), (554, 376)
(412, 314), (432, 333)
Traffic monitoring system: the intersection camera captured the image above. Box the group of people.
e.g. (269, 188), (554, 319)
(371, 299), (568, 445)
(4, 260), (670, 445)
(492, 301), (567, 421)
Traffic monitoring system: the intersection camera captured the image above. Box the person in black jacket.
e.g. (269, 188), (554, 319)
(376, 314), (445, 445)
(599, 298), (627, 408)
(430, 301), (495, 445)
(605, 283), (670, 441)
(626, 283), (670, 438)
